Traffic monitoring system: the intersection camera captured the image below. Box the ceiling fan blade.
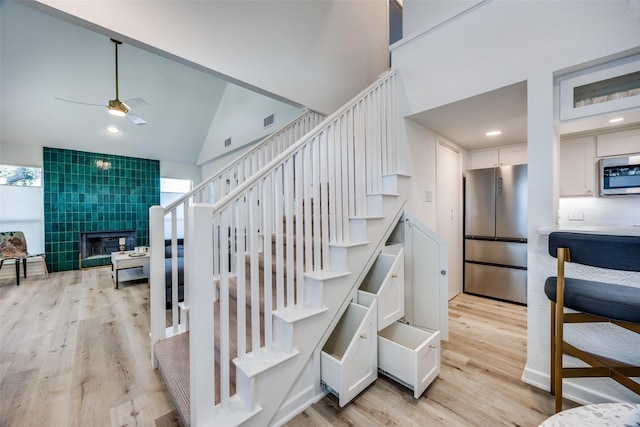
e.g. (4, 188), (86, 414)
(123, 98), (149, 110)
(54, 97), (105, 107)
(127, 114), (147, 125)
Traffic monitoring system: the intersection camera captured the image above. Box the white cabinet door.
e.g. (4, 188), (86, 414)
(357, 245), (405, 331)
(470, 148), (499, 169)
(596, 128), (640, 157)
(321, 301), (378, 407)
(402, 212), (449, 341)
(469, 144), (527, 169)
(499, 144), (527, 166)
(560, 135), (596, 196)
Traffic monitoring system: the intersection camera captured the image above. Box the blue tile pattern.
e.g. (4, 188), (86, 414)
(43, 147), (159, 272)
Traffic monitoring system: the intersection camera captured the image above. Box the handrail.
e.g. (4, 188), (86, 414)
(164, 109), (324, 214)
(209, 69), (396, 216)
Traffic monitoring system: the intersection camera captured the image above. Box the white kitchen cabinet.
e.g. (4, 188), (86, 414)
(357, 245), (405, 331)
(321, 301), (378, 407)
(469, 148), (499, 169)
(596, 128), (640, 157)
(469, 144), (527, 169)
(560, 135), (596, 196)
(378, 322), (441, 399)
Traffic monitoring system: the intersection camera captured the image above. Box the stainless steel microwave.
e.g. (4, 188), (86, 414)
(599, 155), (640, 195)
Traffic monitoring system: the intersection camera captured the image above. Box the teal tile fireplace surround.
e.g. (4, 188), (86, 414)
(43, 148), (159, 272)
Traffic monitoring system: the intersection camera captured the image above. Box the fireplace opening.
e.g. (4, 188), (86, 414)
(80, 230), (137, 261)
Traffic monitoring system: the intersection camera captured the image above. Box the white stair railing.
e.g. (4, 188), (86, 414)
(149, 109), (325, 340)
(150, 69), (398, 425)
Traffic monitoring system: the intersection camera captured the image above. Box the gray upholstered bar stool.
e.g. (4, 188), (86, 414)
(545, 232), (640, 413)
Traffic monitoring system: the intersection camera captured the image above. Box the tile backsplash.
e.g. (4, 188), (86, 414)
(43, 147), (159, 272)
(559, 196), (640, 228)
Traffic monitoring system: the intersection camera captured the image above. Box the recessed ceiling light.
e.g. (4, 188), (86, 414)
(107, 126), (119, 134)
(608, 117), (624, 123)
(486, 130), (502, 136)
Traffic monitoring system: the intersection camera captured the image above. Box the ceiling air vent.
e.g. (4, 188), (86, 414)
(263, 113), (275, 129)
(224, 137), (232, 147)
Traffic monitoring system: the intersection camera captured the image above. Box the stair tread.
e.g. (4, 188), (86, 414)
(329, 240), (370, 248)
(234, 347), (300, 378)
(303, 270), (351, 281)
(368, 192), (400, 197)
(273, 304), (329, 323)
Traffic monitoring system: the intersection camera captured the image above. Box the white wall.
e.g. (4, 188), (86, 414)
(0, 142), (45, 253)
(33, 0), (390, 116)
(401, 0), (481, 38)
(200, 140), (260, 182)
(197, 84), (302, 165)
(401, 118), (438, 228)
(1, 141), (201, 251)
(160, 160), (201, 187)
(393, 0), (640, 405)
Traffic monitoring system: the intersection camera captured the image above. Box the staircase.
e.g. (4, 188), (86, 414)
(149, 69), (405, 426)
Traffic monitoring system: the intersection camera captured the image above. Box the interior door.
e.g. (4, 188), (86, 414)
(436, 140), (462, 300)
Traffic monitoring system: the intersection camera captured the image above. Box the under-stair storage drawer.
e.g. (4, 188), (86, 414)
(357, 245), (404, 331)
(377, 322), (440, 399)
(321, 301), (378, 407)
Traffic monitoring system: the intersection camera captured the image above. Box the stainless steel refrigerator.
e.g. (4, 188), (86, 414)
(464, 165), (527, 304)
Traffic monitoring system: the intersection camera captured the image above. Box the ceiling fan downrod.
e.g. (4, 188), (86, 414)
(108, 38), (128, 116)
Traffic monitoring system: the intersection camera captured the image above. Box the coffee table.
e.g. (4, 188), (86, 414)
(111, 250), (150, 289)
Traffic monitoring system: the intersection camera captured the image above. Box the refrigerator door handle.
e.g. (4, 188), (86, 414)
(498, 176), (503, 196)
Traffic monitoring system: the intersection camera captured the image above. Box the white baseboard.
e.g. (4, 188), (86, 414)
(522, 364), (640, 406)
(271, 386), (327, 426)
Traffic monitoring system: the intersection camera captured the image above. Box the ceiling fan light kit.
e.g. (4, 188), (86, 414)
(108, 99), (129, 116)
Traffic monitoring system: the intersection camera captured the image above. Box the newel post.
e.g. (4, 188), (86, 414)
(149, 205), (166, 368)
(188, 203), (216, 424)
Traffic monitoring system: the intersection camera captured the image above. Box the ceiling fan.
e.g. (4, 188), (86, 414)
(55, 38), (148, 125)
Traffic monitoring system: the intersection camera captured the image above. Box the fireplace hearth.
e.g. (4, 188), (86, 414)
(80, 230), (137, 261)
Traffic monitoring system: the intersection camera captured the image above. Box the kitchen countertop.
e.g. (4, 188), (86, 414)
(537, 225), (640, 236)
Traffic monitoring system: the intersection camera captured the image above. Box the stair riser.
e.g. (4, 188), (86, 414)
(237, 193), (408, 425)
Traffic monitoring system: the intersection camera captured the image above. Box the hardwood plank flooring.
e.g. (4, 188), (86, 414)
(0, 268), (179, 427)
(1, 270), (573, 426)
(286, 295), (577, 427)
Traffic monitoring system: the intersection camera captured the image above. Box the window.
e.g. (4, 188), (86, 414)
(0, 164), (44, 253)
(161, 177), (192, 194)
(160, 177), (192, 239)
(0, 165), (42, 186)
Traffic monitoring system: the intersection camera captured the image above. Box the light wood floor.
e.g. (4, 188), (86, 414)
(0, 268), (572, 427)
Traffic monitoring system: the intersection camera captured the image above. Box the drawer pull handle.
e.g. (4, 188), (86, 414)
(359, 333), (367, 339)
(391, 274), (398, 278)
(429, 344), (437, 349)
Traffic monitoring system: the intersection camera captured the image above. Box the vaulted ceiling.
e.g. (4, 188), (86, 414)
(0, 1), (299, 165)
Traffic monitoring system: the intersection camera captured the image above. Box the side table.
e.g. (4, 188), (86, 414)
(111, 250), (150, 289)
